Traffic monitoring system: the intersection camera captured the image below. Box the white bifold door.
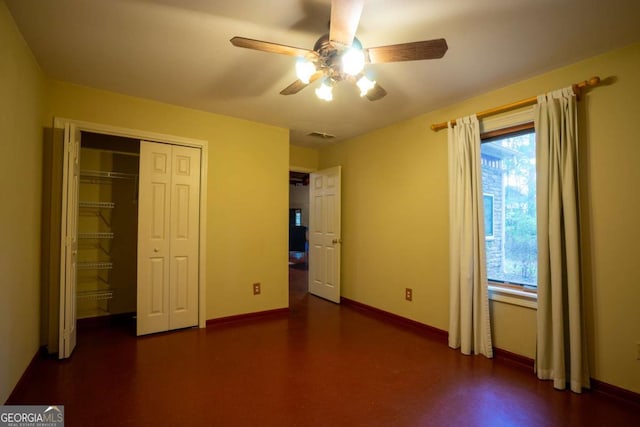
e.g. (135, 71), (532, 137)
(308, 166), (342, 303)
(137, 141), (201, 335)
(59, 123), (80, 359)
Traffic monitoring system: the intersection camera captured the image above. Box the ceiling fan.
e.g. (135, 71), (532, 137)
(230, 0), (448, 102)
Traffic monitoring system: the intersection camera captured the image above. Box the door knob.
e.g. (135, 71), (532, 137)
(154, 248), (159, 253)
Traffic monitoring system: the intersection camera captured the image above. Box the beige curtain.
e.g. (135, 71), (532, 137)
(534, 87), (589, 393)
(447, 115), (493, 357)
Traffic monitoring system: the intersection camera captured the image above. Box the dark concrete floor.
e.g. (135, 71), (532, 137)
(7, 267), (640, 426)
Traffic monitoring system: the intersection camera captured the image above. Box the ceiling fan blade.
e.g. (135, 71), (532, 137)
(280, 80), (308, 96)
(329, 0), (364, 47)
(365, 39), (448, 63)
(366, 83), (387, 101)
(280, 71), (324, 95)
(230, 36), (317, 58)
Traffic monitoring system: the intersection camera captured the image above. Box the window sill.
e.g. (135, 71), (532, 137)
(488, 284), (537, 310)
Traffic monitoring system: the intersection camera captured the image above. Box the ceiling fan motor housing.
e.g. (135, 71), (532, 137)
(313, 34), (363, 82)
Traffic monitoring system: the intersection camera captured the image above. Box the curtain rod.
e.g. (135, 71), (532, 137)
(430, 76), (601, 131)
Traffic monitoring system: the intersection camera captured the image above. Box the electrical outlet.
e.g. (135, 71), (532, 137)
(405, 288), (413, 302)
(253, 282), (261, 295)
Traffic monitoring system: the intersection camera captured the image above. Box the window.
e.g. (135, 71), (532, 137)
(483, 194), (494, 238)
(289, 208), (302, 227)
(481, 126), (537, 289)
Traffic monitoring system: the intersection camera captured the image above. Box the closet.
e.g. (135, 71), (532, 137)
(49, 125), (204, 359)
(77, 133), (139, 322)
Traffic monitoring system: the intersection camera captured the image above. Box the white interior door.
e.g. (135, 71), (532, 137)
(59, 123), (80, 359)
(137, 141), (200, 335)
(138, 142), (172, 335)
(168, 145), (201, 330)
(308, 166), (342, 303)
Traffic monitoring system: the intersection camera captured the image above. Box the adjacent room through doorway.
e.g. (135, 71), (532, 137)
(289, 171), (309, 304)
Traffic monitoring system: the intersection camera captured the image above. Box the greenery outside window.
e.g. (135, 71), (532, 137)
(483, 194), (494, 239)
(481, 124), (537, 296)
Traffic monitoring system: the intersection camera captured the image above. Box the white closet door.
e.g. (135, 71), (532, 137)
(168, 145), (201, 330)
(59, 123), (80, 358)
(138, 141), (201, 335)
(138, 142), (172, 335)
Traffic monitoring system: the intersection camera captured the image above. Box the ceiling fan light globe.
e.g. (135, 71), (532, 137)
(342, 48), (365, 76)
(357, 76), (376, 97)
(315, 82), (333, 101)
(296, 60), (316, 84)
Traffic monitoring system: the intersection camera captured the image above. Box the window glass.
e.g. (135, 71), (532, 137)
(483, 194), (494, 238)
(289, 208), (302, 226)
(481, 130), (537, 287)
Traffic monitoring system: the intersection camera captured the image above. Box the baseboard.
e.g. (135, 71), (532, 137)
(340, 297), (448, 343)
(206, 307), (289, 327)
(342, 297), (534, 369)
(493, 347), (534, 370)
(5, 347), (45, 404)
(591, 379), (640, 407)
(341, 296), (640, 406)
(8, 303), (639, 408)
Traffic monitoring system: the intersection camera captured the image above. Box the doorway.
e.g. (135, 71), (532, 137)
(289, 171), (309, 306)
(288, 166), (343, 305)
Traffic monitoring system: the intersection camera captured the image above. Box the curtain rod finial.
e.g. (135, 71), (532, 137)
(577, 76), (600, 90)
(573, 76), (600, 99)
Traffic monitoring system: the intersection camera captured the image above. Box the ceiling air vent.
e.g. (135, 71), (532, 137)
(308, 131), (336, 140)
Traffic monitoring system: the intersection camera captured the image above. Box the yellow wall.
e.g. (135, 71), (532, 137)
(289, 144), (319, 172)
(3, 0), (639, 399)
(490, 301), (536, 357)
(0, 1), (44, 403)
(43, 80), (290, 320)
(319, 42), (640, 393)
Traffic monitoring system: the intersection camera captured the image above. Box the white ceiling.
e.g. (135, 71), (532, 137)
(6, 0), (640, 146)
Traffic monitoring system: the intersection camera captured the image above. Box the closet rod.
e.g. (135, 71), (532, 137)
(430, 76), (601, 132)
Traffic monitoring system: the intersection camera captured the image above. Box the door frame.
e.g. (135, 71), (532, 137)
(308, 166), (342, 303)
(54, 117), (209, 332)
(289, 166), (315, 295)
